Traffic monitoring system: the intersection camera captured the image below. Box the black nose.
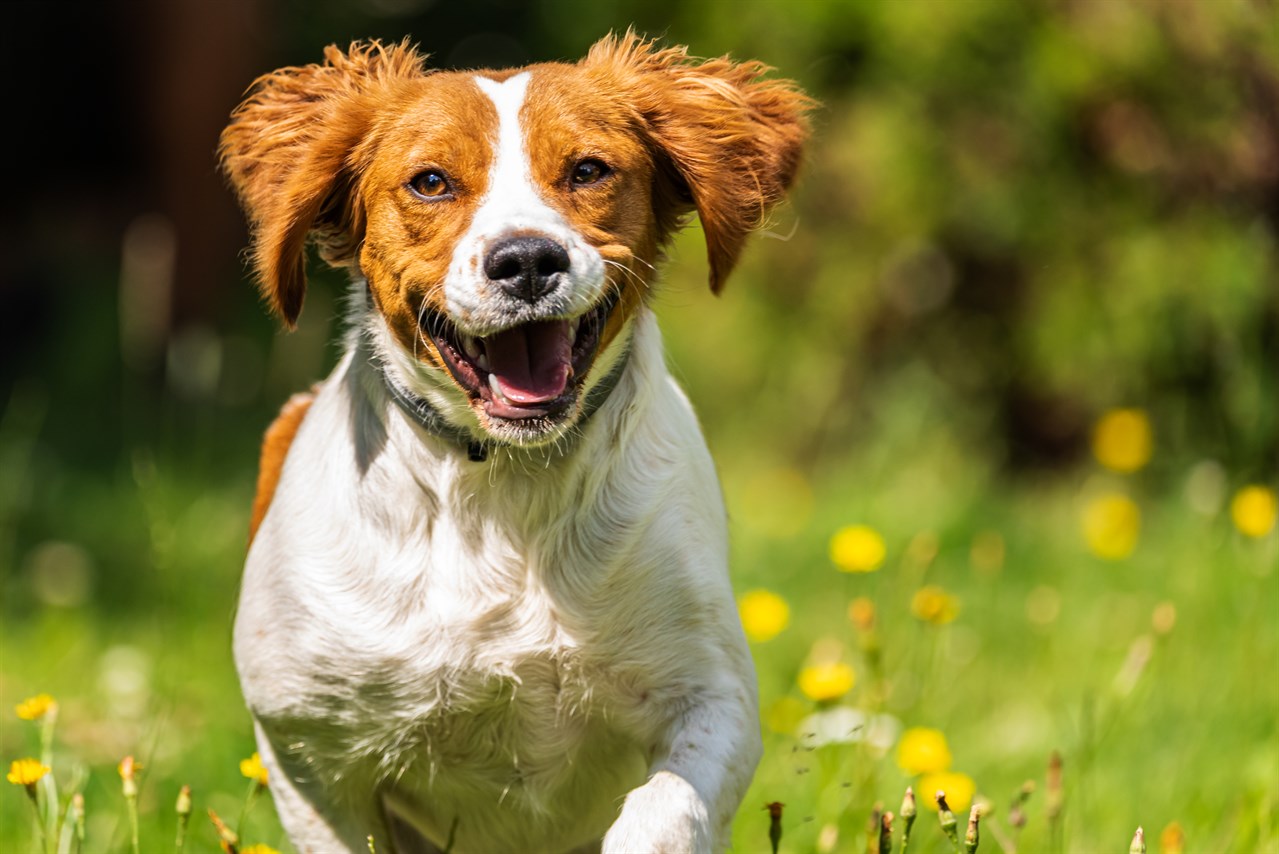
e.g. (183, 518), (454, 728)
(483, 236), (570, 303)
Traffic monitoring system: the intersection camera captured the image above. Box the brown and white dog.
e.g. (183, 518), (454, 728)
(220, 32), (808, 853)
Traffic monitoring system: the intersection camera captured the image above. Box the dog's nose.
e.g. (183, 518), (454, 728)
(484, 237), (570, 303)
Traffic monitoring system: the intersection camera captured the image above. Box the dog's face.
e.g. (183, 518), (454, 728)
(221, 34), (808, 444)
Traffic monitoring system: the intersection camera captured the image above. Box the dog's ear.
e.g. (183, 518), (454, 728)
(219, 41), (426, 327)
(584, 31), (813, 293)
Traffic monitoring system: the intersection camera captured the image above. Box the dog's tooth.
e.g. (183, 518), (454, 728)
(488, 372), (507, 401)
(569, 317), (581, 345)
(476, 352), (490, 371)
(462, 335), (482, 361)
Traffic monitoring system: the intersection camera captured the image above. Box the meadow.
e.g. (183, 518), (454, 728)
(3, 274), (1275, 852)
(3, 1), (1277, 852)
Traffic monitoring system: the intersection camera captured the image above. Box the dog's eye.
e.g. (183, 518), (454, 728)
(570, 159), (611, 187)
(409, 170), (450, 199)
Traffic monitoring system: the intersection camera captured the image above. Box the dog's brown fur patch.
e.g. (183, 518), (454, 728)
(249, 392), (315, 544)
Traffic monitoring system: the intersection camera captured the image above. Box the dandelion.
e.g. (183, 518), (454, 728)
(1231, 485), (1277, 538)
(964, 804), (980, 854)
(15, 694), (57, 721)
(176, 785), (193, 854)
(6, 757), (50, 793)
(798, 662), (855, 701)
(911, 586), (960, 625)
(238, 752), (270, 838)
(119, 756), (141, 854)
(5, 757), (49, 788)
(1092, 408), (1152, 473)
(208, 808), (239, 854)
(866, 802), (882, 854)
(830, 525), (886, 572)
(15, 693), (58, 775)
(764, 802), (784, 854)
(240, 752), (269, 787)
(900, 786), (918, 852)
(897, 727), (953, 775)
(919, 772), (976, 813)
(9, 758), (51, 848)
(936, 791), (961, 849)
(878, 811), (893, 854)
(1083, 493), (1140, 559)
(1159, 821), (1184, 854)
(738, 589), (790, 642)
(241, 846), (282, 854)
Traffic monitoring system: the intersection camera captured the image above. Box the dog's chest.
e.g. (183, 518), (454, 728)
(243, 514), (653, 800)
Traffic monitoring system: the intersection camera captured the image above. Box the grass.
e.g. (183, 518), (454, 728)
(2, 288), (1276, 853)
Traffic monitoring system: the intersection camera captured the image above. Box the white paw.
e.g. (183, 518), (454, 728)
(602, 771), (713, 854)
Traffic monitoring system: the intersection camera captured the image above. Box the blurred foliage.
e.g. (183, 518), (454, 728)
(2, 0), (1278, 851)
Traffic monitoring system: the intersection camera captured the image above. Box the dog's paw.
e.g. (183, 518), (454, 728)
(602, 771), (714, 854)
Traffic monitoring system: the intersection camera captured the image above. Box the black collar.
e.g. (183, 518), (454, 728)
(377, 350), (628, 463)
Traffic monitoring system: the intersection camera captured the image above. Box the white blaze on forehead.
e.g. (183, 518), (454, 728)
(472, 73), (548, 225)
(443, 71), (606, 329)
(468, 72), (552, 233)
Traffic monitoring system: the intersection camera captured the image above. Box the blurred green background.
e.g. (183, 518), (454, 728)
(2, 0), (1276, 852)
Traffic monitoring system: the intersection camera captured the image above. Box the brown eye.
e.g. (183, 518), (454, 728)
(409, 170), (450, 199)
(570, 159), (610, 187)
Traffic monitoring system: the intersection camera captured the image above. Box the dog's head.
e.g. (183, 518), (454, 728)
(220, 32), (810, 445)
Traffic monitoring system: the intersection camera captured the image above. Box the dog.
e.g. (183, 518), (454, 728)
(220, 31), (808, 853)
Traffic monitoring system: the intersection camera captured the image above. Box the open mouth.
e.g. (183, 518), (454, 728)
(421, 293), (618, 422)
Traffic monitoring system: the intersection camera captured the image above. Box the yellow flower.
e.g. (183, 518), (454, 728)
(1083, 493), (1141, 559)
(798, 662), (855, 701)
(117, 755), (142, 781)
(1092, 408), (1152, 473)
(7, 758), (50, 787)
(738, 589), (790, 642)
(918, 771), (976, 813)
(896, 727), (953, 775)
(240, 846), (282, 854)
(1231, 485), (1277, 538)
(1159, 822), (1185, 854)
(911, 586), (960, 625)
(240, 752), (269, 786)
(15, 694), (56, 721)
(830, 525), (886, 572)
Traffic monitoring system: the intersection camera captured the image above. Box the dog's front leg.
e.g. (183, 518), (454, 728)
(252, 722), (388, 854)
(603, 688), (761, 853)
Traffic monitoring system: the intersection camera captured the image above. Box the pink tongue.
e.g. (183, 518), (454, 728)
(485, 320), (572, 404)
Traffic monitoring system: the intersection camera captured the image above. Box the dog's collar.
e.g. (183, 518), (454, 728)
(376, 349), (628, 463)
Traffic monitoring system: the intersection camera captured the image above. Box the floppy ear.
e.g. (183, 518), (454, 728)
(584, 31), (813, 293)
(219, 41), (426, 327)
